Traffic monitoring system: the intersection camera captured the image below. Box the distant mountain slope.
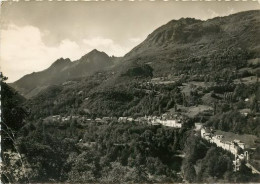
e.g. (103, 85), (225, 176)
(121, 10), (260, 78)
(126, 10), (259, 59)
(95, 10), (260, 89)
(11, 10), (260, 99)
(25, 10), (260, 119)
(10, 49), (116, 98)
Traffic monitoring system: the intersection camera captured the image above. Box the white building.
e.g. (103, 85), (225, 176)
(200, 128), (250, 172)
(201, 127), (211, 138)
(118, 117), (127, 123)
(159, 119), (182, 128)
(194, 123), (203, 131)
(127, 117), (134, 122)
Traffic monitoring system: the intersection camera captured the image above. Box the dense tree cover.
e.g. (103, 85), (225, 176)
(170, 48), (251, 78)
(26, 73), (185, 119)
(1, 76), (29, 183)
(204, 82), (260, 136)
(121, 63), (153, 78)
(1, 81), (27, 138)
(9, 117), (259, 183)
(206, 110), (260, 136)
(14, 120), (189, 183)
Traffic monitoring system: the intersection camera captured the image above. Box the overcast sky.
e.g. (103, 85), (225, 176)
(0, 1), (259, 82)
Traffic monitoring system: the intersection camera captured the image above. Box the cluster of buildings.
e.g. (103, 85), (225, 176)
(116, 114), (183, 128)
(198, 126), (249, 172)
(46, 113), (183, 128)
(45, 115), (91, 122)
(145, 114), (183, 128)
(94, 113), (184, 129)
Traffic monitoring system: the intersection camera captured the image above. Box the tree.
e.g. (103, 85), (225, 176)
(1, 74), (29, 183)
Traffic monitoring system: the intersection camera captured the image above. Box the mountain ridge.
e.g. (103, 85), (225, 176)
(125, 10), (259, 60)
(10, 10), (260, 99)
(10, 49), (117, 98)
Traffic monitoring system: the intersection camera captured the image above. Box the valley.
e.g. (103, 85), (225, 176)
(1, 10), (260, 183)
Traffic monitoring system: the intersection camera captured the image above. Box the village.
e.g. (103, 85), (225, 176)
(46, 113), (184, 128)
(45, 113), (260, 175)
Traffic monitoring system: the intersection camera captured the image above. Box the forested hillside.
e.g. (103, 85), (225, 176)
(24, 11), (260, 136)
(2, 10), (260, 183)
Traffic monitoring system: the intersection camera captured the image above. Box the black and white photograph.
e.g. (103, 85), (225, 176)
(0, 1), (260, 183)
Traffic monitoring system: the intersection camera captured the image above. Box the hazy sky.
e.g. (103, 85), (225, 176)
(0, 1), (259, 82)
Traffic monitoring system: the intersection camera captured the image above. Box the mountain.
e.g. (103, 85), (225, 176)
(123, 10), (259, 76)
(25, 10), (260, 120)
(89, 10), (260, 92)
(10, 49), (116, 98)
(127, 10), (259, 57)
(12, 10), (260, 99)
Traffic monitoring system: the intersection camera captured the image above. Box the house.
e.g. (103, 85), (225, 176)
(102, 117), (111, 122)
(111, 117), (118, 121)
(210, 135), (224, 147)
(161, 113), (168, 120)
(174, 120), (182, 128)
(151, 118), (161, 125)
(194, 123), (203, 131)
(160, 120), (172, 126)
(95, 118), (102, 122)
(77, 91), (83, 95)
(62, 81), (75, 86)
(72, 115), (79, 119)
(152, 122), (161, 126)
(136, 117), (148, 124)
(127, 117), (134, 122)
(201, 127), (211, 138)
(204, 133), (212, 141)
(52, 115), (61, 120)
(223, 141), (232, 151)
(228, 142), (239, 155)
(239, 109), (251, 117)
(61, 116), (70, 122)
(118, 117), (127, 123)
(237, 142), (245, 150)
(159, 119), (182, 128)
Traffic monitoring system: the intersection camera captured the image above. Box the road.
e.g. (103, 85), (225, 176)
(246, 163), (260, 174)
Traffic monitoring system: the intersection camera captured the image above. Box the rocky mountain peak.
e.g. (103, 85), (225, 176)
(51, 58), (72, 67)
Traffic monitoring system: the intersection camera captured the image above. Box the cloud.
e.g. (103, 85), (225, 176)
(82, 37), (129, 57)
(0, 24), (133, 82)
(129, 37), (142, 43)
(0, 24), (86, 82)
(206, 8), (235, 20)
